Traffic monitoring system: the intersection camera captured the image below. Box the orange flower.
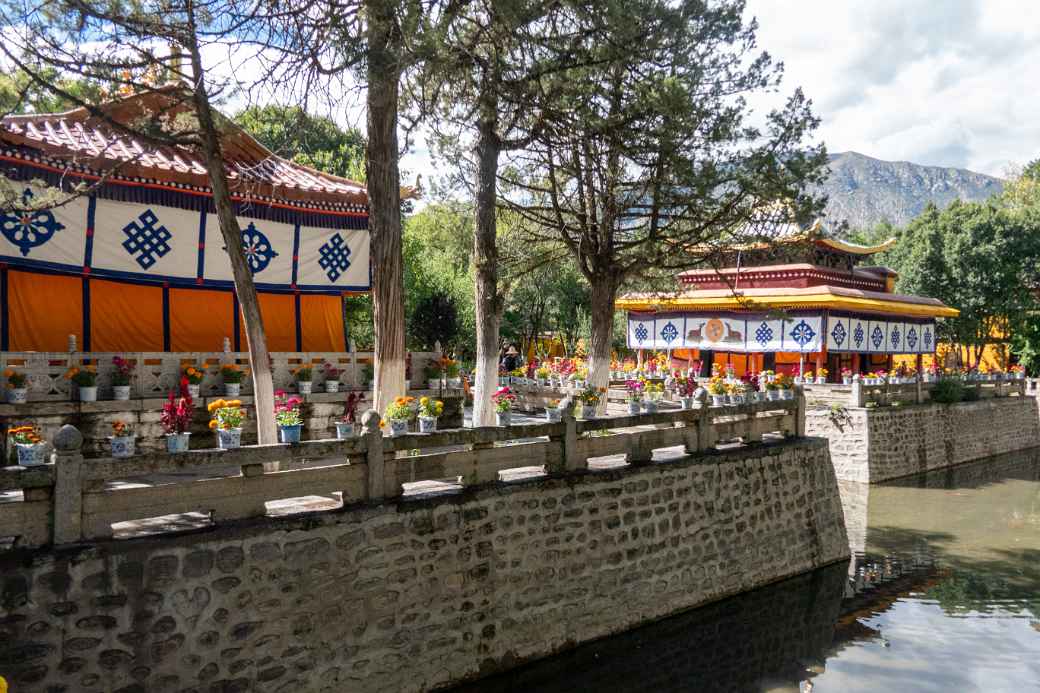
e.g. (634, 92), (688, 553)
(208, 419), (218, 429)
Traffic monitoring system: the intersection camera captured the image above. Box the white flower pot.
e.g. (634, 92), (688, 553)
(628, 401), (642, 415)
(448, 377), (462, 388)
(217, 428), (242, 450)
(418, 416), (438, 433)
(187, 383), (201, 399)
(223, 383), (240, 397)
(496, 411), (511, 427)
(545, 408), (562, 423)
(579, 404), (595, 419)
(680, 397), (694, 409)
(112, 385), (131, 400)
(766, 390), (780, 401)
(109, 435), (136, 458)
(815, 377), (827, 385)
(7, 387), (27, 404)
(297, 380), (313, 394)
(389, 419), (409, 437)
(16, 443), (47, 466)
(166, 432), (191, 454)
(782, 389), (794, 400)
(335, 421), (357, 439)
(711, 394), (726, 407)
(842, 377), (852, 385)
(78, 386), (98, 402)
(427, 379), (442, 391)
(325, 380), (340, 393)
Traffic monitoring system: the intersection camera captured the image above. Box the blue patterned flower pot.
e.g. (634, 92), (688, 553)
(8, 388), (27, 404)
(16, 443), (47, 466)
(546, 408), (562, 423)
(279, 424), (303, 444)
(217, 428), (242, 450)
(112, 385), (131, 401)
(496, 412), (511, 427)
(109, 435), (136, 458)
(224, 383), (241, 397)
(325, 380), (340, 393)
(389, 419), (409, 437)
(335, 421), (357, 439)
(166, 432), (191, 454)
(297, 381), (313, 394)
(418, 416), (437, 433)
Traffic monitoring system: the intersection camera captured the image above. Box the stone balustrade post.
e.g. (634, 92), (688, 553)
(915, 376), (923, 404)
(850, 380), (865, 408)
(361, 409), (391, 500)
(52, 424), (85, 545)
(794, 388), (806, 438)
(558, 396), (583, 472)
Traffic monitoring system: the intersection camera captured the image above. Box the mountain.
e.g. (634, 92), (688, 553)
(819, 151), (1004, 230)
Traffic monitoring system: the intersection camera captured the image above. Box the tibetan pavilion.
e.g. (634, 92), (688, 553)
(615, 221), (959, 381)
(0, 86), (370, 353)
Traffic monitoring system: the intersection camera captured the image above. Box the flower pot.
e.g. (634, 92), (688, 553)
(729, 394), (744, 405)
(112, 385), (131, 401)
(297, 380), (313, 394)
(78, 386), (98, 402)
(815, 377), (827, 385)
(782, 389), (794, 400)
(448, 377), (462, 388)
(643, 401), (658, 414)
(335, 421), (357, 439)
(7, 387), (27, 404)
(498, 377), (509, 387)
(405, 380), (412, 391)
(710, 394), (726, 407)
(766, 389), (780, 401)
(418, 416), (438, 433)
(109, 434), (136, 458)
(427, 379), (442, 391)
(537, 378), (547, 387)
(279, 424), (303, 444)
(496, 411), (511, 427)
(16, 443), (47, 466)
(545, 408), (562, 423)
(628, 401), (642, 415)
(224, 383), (241, 397)
(166, 432), (191, 454)
(187, 383), (201, 399)
(389, 419), (409, 437)
(579, 404), (595, 419)
(680, 397), (694, 409)
(217, 427), (242, 450)
(325, 380), (340, 393)
(842, 377), (852, 385)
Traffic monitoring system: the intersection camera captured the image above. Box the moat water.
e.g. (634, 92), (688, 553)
(452, 449), (1040, 693)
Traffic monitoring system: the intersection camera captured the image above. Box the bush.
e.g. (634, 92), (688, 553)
(930, 378), (965, 404)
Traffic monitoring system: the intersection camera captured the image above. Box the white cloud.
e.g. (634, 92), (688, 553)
(747, 0), (1040, 175)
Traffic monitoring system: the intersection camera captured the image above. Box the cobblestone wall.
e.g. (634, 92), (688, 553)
(0, 439), (847, 692)
(807, 397), (1040, 483)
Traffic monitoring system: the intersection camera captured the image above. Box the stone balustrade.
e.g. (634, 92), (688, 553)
(0, 394), (803, 549)
(803, 376), (1026, 408)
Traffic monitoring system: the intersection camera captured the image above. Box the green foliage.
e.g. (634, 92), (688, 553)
(234, 105), (365, 181)
(930, 378), (965, 404)
(410, 291), (460, 351)
(0, 67), (111, 115)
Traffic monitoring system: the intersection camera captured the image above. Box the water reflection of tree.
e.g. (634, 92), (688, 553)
(926, 569), (1040, 623)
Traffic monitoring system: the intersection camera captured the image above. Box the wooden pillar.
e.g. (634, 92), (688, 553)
(815, 346), (827, 381)
(852, 353), (861, 375)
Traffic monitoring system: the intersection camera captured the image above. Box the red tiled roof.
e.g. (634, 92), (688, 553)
(0, 85), (370, 212)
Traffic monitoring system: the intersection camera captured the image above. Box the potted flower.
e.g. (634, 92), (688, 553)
(1011, 364), (1026, 380)
(183, 366), (204, 398)
(492, 387), (516, 426)
(160, 381), (194, 453)
(797, 370), (812, 385)
(111, 356), (134, 400)
(109, 420), (136, 458)
(337, 392), (365, 439)
(707, 377), (727, 406)
(323, 363), (342, 393)
(728, 381), (747, 405)
(293, 365), (314, 394)
(361, 363), (374, 388)
(923, 363), (939, 383)
(65, 365), (98, 401)
(424, 361), (444, 391)
(274, 391), (304, 444)
(643, 381), (664, 413)
(221, 364), (246, 397)
(443, 358), (462, 388)
(764, 378), (780, 401)
(4, 367), (28, 404)
(417, 396), (444, 433)
(384, 396), (416, 437)
(208, 399), (246, 449)
(776, 373), (795, 400)
(577, 386), (604, 419)
(678, 377), (698, 409)
(625, 379), (644, 415)
(535, 365), (551, 387)
(841, 368), (853, 385)
(815, 368), (828, 385)
(545, 399), (563, 423)
(8, 425), (47, 466)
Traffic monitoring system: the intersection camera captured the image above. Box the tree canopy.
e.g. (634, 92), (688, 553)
(235, 105), (366, 181)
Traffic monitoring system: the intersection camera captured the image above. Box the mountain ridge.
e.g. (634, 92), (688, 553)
(818, 151), (1004, 230)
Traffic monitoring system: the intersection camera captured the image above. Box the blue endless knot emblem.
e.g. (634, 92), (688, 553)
(923, 327), (933, 351)
(122, 209), (172, 269)
(890, 326), (901, 350)
(755, 322), (774, 347)
(871, 325), (884, 349)
(318, 233), (352, 282)
(789, 320), (816, 348)
(830, 322), (847, 348)
(1, 188), (65, 257)
(241, 222), (278, 274)
(634, 322), (649, 344)
(660, 322), (679, 344)
(906, 327), (918, 350)
(853, 322), (865, 348)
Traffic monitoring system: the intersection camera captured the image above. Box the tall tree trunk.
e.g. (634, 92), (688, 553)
(185, 16), (276, 445)
(471, 100), (503, 428)
(588, 275), (617, 415)
(366, 0), (407, 414)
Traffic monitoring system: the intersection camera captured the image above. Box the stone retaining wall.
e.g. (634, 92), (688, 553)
(0, 438), (848, 692)
(806, 397), (1040, 483)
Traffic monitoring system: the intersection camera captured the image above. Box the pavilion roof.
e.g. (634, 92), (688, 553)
(0, 85), (390, 212)
(616, 284), (959, 319)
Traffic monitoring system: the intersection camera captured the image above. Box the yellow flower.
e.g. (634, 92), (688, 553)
(64, 367), (79, 379)
(420, 396), (429, 406)
(207, 399), (226, 413)
(208, 419), (218, 429)
(226, 400), (241, 408)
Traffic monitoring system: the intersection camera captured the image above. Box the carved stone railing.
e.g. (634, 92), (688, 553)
(0, 350), (441, 401)
(0, 394), (803, 548)
(802, 377), (1026, 408)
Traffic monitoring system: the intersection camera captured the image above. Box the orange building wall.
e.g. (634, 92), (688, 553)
(7, 271), (82, 352)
